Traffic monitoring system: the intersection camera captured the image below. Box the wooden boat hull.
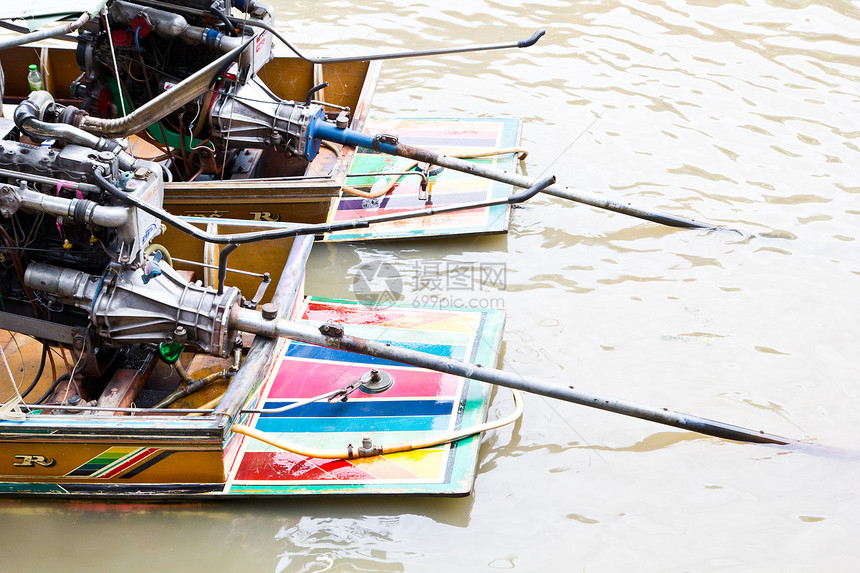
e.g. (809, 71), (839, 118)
(0, 297), (504, 498)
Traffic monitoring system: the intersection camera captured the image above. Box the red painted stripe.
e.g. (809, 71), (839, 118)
(303, 302), (457, 325)
(99, 448), (160, 479)
(234, 451), (376, 481)
(316, 459), (380, 480)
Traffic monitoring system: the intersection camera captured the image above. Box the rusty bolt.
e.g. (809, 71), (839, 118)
(261, 302), (278, 321)
(319, 321), (344, 338)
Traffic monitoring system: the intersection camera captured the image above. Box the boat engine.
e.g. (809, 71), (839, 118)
(0, 92), (241, 360)
(66, 0), (329, 179)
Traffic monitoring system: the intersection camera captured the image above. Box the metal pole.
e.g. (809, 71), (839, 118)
(235, 17), (546, 64)
(312, 121), (727, 231)
(96, 171), (555, 245)
(229, 309), (792, 445)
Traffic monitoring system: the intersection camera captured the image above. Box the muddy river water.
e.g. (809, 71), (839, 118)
(2, 0), (860, 570)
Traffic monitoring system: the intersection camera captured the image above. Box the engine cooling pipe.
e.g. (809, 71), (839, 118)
(14, 93), (125, 159)
(0, 183), (131, 228)
(233, 0), (274, 18)
(0, 10), (93, 51)
(110, 1), (245, 52)
(13, 92), (143, 172)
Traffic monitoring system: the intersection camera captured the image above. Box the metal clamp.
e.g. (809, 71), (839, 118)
(371, 133), (398, 151)
(327, 380), (361, 403)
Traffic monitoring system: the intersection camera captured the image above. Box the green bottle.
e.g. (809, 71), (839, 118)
(27, 64), (42, 92)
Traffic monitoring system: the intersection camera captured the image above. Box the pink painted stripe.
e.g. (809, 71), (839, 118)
(364, 127), (502, 138)
(266, 360), (461, 400)
(332, 206), (484, 222)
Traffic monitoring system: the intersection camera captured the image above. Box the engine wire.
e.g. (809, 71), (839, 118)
(102, 8), (128, 117)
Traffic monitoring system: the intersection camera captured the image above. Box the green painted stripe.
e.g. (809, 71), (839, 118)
(67, 448), (143, 477)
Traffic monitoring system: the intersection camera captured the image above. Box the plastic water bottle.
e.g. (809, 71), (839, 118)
(27, 64), (42, 92)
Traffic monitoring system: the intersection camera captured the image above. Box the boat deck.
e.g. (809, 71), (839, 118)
(224, 297), (505, 496)
(325, 117), (522, 242)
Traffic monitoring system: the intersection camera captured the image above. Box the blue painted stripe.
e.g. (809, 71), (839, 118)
(399, 137), (502, 147)
(336, 190), (491, 212)
(285, 341), (466, 363)
(255, 415), (450, 433)
(259, 399), (454, 419)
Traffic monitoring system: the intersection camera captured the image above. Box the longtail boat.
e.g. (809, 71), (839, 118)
(0, 0), (796, 499)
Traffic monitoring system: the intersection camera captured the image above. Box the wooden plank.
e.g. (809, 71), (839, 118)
(95, 348), (158, 415)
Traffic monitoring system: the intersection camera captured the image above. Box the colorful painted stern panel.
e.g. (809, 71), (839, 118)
(323, 117), (521, 242)
(226, 297), (505, 496)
